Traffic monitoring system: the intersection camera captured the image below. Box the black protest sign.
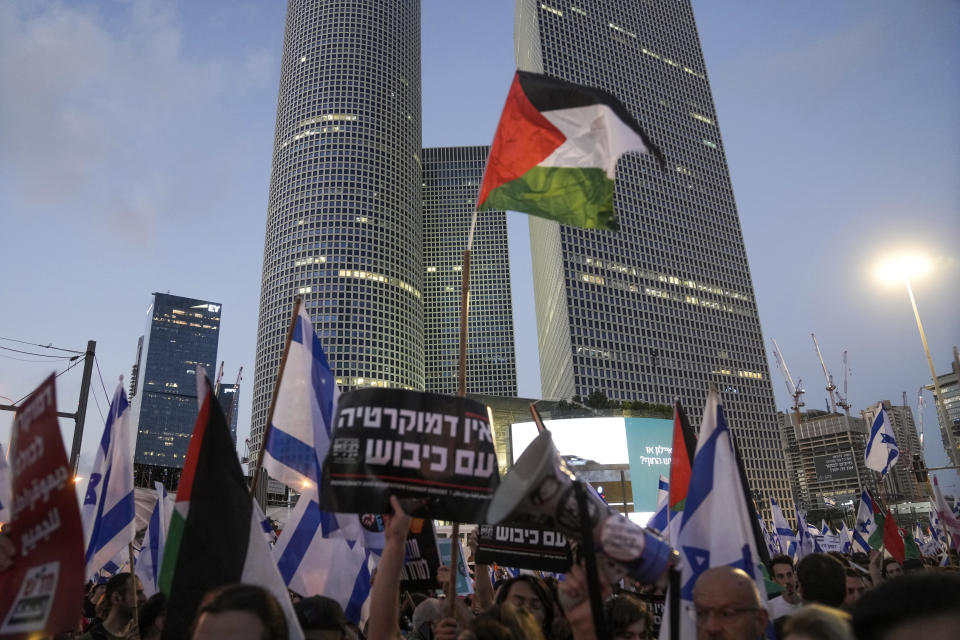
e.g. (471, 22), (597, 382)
(399, 519), (441, 592)
(475, 524), (572, 572)
(320, 389), (499, 522)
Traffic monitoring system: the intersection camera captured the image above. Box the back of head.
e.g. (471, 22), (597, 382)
(782, 604), (852, 640)
(295, 595), (347, 634)
(605, 593), (651, 637)
(796, 553), (846, 607)
(139, 592), (168, 637)
(412, 597), (444, 634)
(852, 572), (960, 640)
(194, 583), (287, 640)
(466, 602), (546, 640)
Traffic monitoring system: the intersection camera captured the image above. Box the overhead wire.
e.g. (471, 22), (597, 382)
(0, 344), (78, 359)
(89, 382), (105, 424)
(0, 336), (83, 354)
(0, 352), (69, 364)
(94, 355), (112, 408)
(9, 357), (85, 406)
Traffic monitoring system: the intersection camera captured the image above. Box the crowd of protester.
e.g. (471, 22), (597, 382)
(3, 503), (959, 640)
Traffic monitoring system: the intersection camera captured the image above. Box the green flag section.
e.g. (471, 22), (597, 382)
(159, 372), (303, 640)
(867, 498), (886, 550)
(477, 70), (665, 231)
(902, 527), (922, 560)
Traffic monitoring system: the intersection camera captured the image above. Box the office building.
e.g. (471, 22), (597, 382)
(216, 383), (241, 447)
(131, 293), (221, 488)
(252, 0), (424, 460)
(926, 346), (960, 468)
(515, 0), (791, 519)
(779, 410), (877, 516)
(423, 146), (517, 396)
(861, 400), (925, 503)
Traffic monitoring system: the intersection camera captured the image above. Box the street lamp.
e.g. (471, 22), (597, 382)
(874, 253), (953, 464)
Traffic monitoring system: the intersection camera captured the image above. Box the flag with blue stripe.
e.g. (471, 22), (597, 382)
(263, 304), (363, 541)
(81, 382), (136, 579)
(838, 521), (853, 554)
(272, 484), (375, 623)
(661, 388), (767, 640)
(135, 482), (171, 597)
(770, 498), (796, 557)
(852, 490), (877, 553)
(865, 404), (899, 476)
(646, 475), (670, 536)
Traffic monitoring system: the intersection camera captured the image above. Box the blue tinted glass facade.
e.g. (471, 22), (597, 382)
(132, 293), (221, 472)
(216, 383), (240, 447)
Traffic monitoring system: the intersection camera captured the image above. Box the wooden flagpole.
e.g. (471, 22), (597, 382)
(447, 247), (471, 613)
(250, 296), (303, 497)
(128, 542), (140, 639)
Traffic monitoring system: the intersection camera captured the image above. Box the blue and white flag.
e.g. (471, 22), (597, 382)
(770, 498), (796, 557)
(135, 482), (172, 597)
(838, 521), (853, 554)
(646, 475), (670, 536)
(0, 442), (10, 525)
(852, 491), (877, 553)
(662, 388), (767, 640)
(262, 305), (364, 542)
(273, 485), (375, 623)
(820, 520), (830, 536)
(865, 404), (899, 476)
(796, 509), (817, 557)
(81, 382), (136, 579)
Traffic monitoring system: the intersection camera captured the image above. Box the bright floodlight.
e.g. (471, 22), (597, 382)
(874, 253), (932, 284)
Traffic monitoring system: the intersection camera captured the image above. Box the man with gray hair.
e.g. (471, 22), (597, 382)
(692, 566), (769, 640)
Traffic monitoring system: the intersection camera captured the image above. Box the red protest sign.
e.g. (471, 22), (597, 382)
(0, 375), (85, 638)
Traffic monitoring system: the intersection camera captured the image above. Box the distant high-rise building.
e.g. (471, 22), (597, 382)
(422, 146), (517, 396)
(131, 293), (221, 489)
(861, 400), (925, 503)
(926, 346), (960, 469)
(779, 410), (878, 515)
(251, 0), (423, 463)
(515, 0), (791, 519)
(216, 383), (241, 447)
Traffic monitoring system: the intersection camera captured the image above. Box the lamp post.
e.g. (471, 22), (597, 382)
(876, 255), (954, 469)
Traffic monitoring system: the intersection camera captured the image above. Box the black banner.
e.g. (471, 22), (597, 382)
(399, 519), (441, 592)
(475, 524), (572, 572)
(321, 389), (500, 522)
(813, 451), (857, 482)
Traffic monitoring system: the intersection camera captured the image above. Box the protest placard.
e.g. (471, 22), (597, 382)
(437, 537), (473, 596)
(399, 518), (441, 592)
(0, 375), (85, 639)
(321, 389), (499, 522)
(475, 524), (572, 573)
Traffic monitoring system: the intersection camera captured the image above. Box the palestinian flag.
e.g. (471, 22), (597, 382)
(159, 371), (303, 639)
(902, 527), (922, 560)
(668, 400), (697, 515)
(477, 70), (665, 231)
(867, 493), (886, 550)
(883, 509), (905, 564)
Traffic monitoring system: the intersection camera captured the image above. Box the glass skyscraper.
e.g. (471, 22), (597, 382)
(517, 0), (792, 519)
(131, 292), (221, 488)
(252, 0), (423, 458)
(422, 146), (517, 396)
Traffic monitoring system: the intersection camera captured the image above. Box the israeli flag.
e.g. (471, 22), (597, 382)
(865, 404), (899, 476)
(273, 485), (375, 623)
(838, 521), (853, 554)
(770, 498), (796, 556)
(796, 509), (817, 557)
(852, 491), (877, 553)
(663, 388), (767, 640)
(646, 475), (670, 536)
(136, 482), (172, 596)
(82, 382), (136, 579)
(262, 305), (362, 541)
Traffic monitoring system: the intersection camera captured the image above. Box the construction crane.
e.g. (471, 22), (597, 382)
(772, 338), (805, 415)
(811, 333), (838, 414)
(835, 350), (852, 416)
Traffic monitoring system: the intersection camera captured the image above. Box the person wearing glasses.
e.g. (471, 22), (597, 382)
(691, 567), (769, 640)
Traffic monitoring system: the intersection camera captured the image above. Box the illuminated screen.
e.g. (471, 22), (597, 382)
(510, 417), (673, 517)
